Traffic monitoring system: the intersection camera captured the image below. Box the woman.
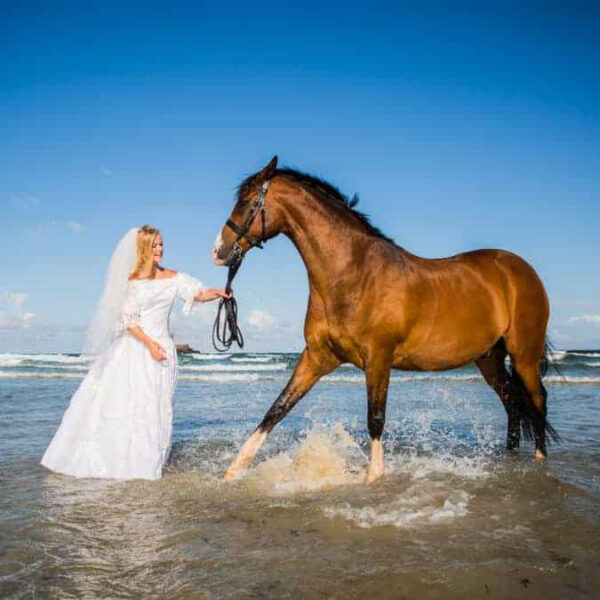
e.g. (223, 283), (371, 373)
(41, 225), (230, 480)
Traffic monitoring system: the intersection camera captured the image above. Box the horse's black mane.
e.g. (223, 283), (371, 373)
(237, 167), (394, 244)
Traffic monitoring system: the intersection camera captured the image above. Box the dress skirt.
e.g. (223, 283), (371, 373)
(41, 335), (177, 480)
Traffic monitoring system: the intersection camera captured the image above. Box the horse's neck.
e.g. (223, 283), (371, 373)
(280, 193), (372, 294)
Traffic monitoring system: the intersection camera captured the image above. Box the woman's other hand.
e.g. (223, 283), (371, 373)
(148, 340), (167, 361)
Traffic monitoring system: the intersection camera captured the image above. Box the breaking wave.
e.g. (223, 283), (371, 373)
(179, 373), (275, 383)
(179, 363), (288, 372)
(0, 353), (92, 366)
(231, 356), (278, 363)
(187, 353), (231, 361)
(0, 371), (84, 380)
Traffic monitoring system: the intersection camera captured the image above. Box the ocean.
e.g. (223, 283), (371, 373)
(1, 350), (599, 599)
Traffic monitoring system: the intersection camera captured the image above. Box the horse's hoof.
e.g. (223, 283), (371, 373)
(534, 449), (547, 462)
(365, 471), (383, 484)
(223, 468), (240, 481)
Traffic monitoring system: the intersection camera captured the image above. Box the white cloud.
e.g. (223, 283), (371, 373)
(2, 292), (28, 311)
(10, 194), (40, 210)
(26, 220), (58, 236)
(569, 315), (600, 325)
(25, 220), (84, 236)
(0, 310), (35, 330)
(246, 309), (277, 329)
(242, 309), (302, 350)
(0, 292), (35, 331)
(549, 313), (600, 350)
(68, 221), (83, 233)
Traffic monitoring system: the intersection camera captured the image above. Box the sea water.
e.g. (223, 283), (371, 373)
(1, 350), (599, 598)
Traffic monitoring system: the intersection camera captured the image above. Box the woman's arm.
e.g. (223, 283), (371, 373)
(126, 326), (166, 361)
(195, 288), (232, 303)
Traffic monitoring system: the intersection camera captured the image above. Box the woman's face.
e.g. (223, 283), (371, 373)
(152, 234), (164, 265)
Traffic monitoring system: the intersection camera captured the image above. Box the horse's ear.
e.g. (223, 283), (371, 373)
(257, 156), (278, 183)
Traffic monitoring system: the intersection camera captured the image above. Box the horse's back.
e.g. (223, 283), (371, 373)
(380, 248), (548, 370)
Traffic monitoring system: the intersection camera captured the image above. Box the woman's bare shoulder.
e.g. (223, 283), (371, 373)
(160, 268), (179, 279)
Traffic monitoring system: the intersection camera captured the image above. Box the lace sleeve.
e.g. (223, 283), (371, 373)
(175, 273), (204, 315)
(119, 284), (141, 331)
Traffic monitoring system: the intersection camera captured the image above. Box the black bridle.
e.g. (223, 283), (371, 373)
(225, 180), (270, 254)
(212, 180), (270, 352)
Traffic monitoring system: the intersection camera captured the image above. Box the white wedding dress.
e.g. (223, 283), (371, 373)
(41, 272), (203, 480)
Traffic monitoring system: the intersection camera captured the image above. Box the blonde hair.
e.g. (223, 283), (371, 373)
(129, 225), (160, 280)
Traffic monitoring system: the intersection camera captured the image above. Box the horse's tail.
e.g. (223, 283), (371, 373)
(509, 340), (561, 444)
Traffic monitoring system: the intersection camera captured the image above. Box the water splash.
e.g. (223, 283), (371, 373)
(243, 424), (366, 494)
(324, 482), (471, 529)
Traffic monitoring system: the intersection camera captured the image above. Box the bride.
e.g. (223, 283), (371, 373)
(41, 225), (230, 480)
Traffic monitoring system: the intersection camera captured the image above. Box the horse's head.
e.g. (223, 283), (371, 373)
(212, 156), (281, 266)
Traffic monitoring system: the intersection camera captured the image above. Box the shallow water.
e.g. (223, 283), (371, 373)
(1, 351), (599, 599)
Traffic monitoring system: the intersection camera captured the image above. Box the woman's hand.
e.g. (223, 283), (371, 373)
(147, 340), (167, 361)
(216, 288), (233, 300)
(196, 288), (233, 302)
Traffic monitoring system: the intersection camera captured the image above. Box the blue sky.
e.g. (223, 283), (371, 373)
(1, 1), (599, 352)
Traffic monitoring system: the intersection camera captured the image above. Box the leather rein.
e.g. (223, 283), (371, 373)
(212, 181), (270, 352)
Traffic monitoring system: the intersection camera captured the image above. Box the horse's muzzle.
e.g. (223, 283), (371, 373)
(212, 242), (241, 267)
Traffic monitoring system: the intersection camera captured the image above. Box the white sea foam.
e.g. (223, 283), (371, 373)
(231, 356), (277, 363)
(309, 423), (483, 529)
(323, 484), (471, 529)
(188, 353), (231, 361)
(548, 350), (567, 361)
(0, 358), (26, 367)
(0, 371), (84, 380)
(324, 372), (600, 385)
(179, 373), (276, 383)
(571, 352), (600, 358)
(545, 375), (600, 384)
(322, 373), (483, 384)
(179, 363), (288, 372)
(0, 353), (92, 365)
(3, 359), (600, 385)
(25, 364), (89, 372)
(390, 453), (490, 480)
(0, 370), (278, 383)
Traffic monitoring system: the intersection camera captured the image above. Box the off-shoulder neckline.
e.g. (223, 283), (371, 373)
(130, 271), (179, 282)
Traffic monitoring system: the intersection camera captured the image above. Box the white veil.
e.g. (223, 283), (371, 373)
(82, 228), (139, 357)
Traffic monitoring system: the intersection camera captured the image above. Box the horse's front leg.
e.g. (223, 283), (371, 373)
(365, 356), (392, 484)
(223, 348), (338, 480)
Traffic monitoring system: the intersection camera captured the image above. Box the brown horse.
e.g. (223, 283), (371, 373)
(212, 156), (557, 483)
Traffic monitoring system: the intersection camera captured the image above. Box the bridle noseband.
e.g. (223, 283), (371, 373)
(225, 180), (270, 256)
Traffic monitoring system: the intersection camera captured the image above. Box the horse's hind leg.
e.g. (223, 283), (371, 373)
(223, 347), (339, 480)
(475, 340), (521, 450)
(509, 358), (549, 460)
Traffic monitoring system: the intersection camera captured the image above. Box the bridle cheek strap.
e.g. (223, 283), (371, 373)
(224, 180), (270, 251)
